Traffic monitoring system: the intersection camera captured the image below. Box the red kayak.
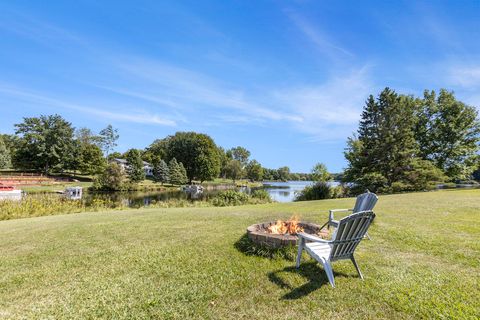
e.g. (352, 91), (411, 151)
(0, 184), (15, 191)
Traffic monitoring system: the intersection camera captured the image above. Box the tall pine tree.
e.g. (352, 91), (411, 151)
(344, 88), (444, 193)
(168, 158), (188, 185)
(154, 159), (170, 184)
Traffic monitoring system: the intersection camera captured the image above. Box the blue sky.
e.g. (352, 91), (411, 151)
(1, 1), (479, 172)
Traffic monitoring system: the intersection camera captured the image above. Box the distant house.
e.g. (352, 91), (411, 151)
(113, 158), (153, 177)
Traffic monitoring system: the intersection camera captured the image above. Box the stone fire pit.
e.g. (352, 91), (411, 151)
(246, 221), (329, 248)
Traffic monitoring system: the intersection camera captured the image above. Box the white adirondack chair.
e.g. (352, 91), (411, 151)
(322, 191), (378, 239)
(296, 210), (376, 288)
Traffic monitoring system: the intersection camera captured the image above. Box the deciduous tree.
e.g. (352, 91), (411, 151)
(163, 132), (220, 182)
(14, 114), (74, 173)
(229, 146), (250, 167)
(99, 124), (119, 158)
(245, 159), (263, 181)
(225, 159), (243, 182)
(311, 163), (331, 182)
(0, 136), (11, 169)
(92, 162), (127, 191)
(415, 89), (480, 180)
(125, 149), (145, 183)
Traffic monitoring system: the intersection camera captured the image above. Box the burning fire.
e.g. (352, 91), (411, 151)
(267, 215), (304, 235)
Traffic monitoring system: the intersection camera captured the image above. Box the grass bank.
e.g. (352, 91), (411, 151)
(0, 189), (479, 319)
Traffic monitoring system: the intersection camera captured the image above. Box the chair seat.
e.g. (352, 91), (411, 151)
(330, 219), (339, 227)
(305, 242), (332, 261)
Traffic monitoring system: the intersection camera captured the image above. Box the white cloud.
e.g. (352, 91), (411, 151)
(271, 67), (374, 140)
(97, 57), (374, 141)
(447, 66), (480, 89)
(0, 85), (177, 126)
(285, 9), (354, 60)
(0, 11), (87, 49)
(113, 58), (303, 123)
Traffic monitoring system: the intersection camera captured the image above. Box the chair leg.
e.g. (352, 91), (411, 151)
(364, 232), (371, 240)
(350, 255), (363, 280)
(322, 260), (335, 288)
(296, 237), (304, 268)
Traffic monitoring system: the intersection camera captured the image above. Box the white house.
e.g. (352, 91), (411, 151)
(113, 158), (154, 177)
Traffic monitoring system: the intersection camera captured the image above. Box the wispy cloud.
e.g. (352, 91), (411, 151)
(0, 85), (177, 126)
(96, 86), (180, 109)
(0, 8), (372, 142)
(112, 57), (303, 123)
(271, 67), (374, 140)
(284, 9), (354, 60)
(447, 66), (480, 89)
(0, 10), (87, 48)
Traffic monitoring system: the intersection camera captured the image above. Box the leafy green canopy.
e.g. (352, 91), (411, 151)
(99, 124), (119, 157)
(245, 159), (263, 181)
(92, 162), (127, 191)
(148, 132), (221, 183)
(311, 163), (331, 182)
(0, 136), (11, 169)
(225, 159), (243, 182)
(343, 88), (456, 194)
(415, 90), (480, 180)
(125, 149), (146, 183)
(14, 114), (75, 173)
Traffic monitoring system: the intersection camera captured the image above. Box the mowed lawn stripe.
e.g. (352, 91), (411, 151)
(0, 189), (479, 319)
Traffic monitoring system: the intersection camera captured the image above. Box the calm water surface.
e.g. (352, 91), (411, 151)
(35, 181), (340, 208)
(262, 181), (340, 202)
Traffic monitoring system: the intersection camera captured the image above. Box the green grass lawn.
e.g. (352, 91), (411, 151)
(0, 190), (479, 319)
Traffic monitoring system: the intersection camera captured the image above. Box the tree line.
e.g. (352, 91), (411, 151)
(0, 115), (312, 186)
(344, 88), (480, 194)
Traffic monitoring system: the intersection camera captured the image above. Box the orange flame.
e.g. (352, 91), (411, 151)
(267, 215), (304, 235)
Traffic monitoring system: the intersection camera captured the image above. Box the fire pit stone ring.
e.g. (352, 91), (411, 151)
(246, 221), (329, 248)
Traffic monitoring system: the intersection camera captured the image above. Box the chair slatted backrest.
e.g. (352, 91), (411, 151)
(352, 192), (378, 213)
(330, 211), (376, 260)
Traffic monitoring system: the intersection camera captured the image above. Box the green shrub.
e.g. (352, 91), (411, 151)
(250, 189), (271, 201)
(210, 190), (250, 206)
(330, 185), (347, 198)
(91, 162), (128, 191)
(353, 172), (388, 194)
(295, 182), (331, 201)
(391, 181), (414, 193)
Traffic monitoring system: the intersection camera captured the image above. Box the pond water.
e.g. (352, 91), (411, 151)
(32, 180), (341, 208)
(82, 189), (218, 208)
(262, 181), (340, 202)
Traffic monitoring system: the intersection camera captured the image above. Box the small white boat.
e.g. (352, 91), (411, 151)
(0, 184), (22, 201)
(63, 186), (83, 200)
(183, 185), (204, 199)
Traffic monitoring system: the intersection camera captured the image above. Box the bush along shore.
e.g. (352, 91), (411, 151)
(0, 190), (271, 221)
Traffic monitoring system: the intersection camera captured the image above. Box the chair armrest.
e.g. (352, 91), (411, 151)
(297, 232), (331, 244)
(329, 208), (352, 213)
(329, 208), (352, 221)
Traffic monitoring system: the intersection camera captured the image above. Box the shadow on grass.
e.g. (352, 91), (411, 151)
(268, 262), (350, 299)
(234, 233), (297, 260)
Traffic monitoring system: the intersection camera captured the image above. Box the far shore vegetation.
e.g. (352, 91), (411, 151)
(1, 87), (480, 212)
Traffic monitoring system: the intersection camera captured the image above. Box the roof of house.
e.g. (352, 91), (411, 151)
(114, 158), (152, 167)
